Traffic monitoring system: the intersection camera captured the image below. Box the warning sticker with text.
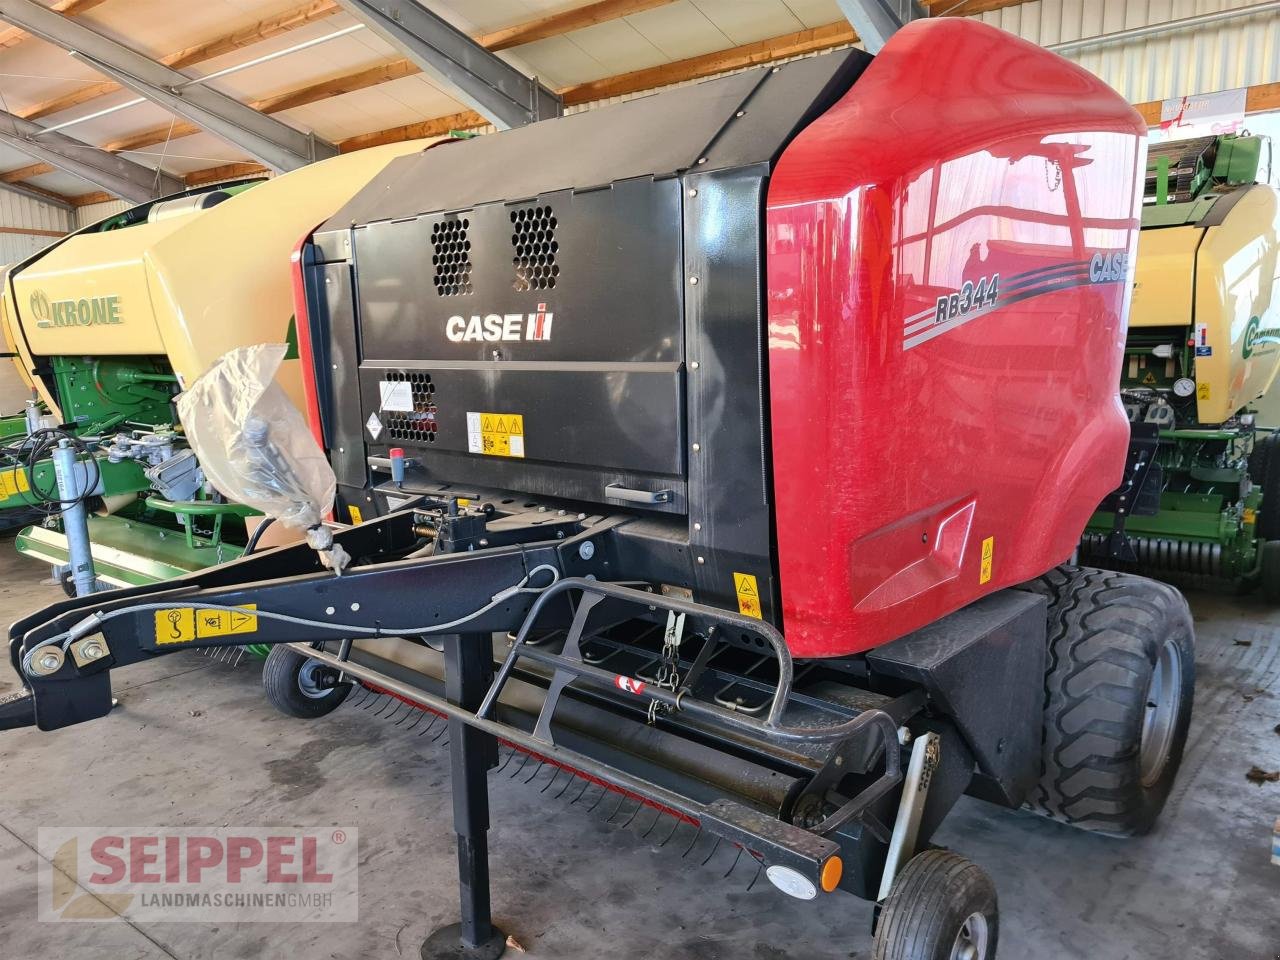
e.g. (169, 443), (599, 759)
(467, 412), (525, 458)
(733, 571), (762, 619)
(979, 536), (995, 585)
(154, 604), (259, 645)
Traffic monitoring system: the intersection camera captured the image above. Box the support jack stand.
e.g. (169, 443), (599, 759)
(421, 633), (507, 960)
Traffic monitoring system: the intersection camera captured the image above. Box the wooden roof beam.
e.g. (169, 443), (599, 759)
(19, 0), (343, 122)
(184, 161), (270, 187)
(477, 0), (676, 51)
(0, 0), (107, 49)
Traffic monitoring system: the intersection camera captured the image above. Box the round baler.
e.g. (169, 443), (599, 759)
(5, 18), (1195, 960)
(1079, 132), (1280, 596)
(0, 140), (431, 591)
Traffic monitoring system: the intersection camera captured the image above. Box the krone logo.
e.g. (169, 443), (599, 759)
(29, 289), (122, 329)
(28, 289), (51, 326)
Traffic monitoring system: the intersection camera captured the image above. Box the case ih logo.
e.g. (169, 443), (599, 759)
(446, 303), (553, 342)
(30, 288), (122, 328)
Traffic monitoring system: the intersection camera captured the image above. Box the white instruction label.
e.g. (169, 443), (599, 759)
(366, 412), (383, 440)
(379, 380), (414, 412)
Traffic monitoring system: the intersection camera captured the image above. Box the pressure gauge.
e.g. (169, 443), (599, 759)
(1172, 378), (1196, 397)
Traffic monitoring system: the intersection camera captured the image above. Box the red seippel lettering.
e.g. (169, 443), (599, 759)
(88, 836), (126, 884)
(301, 837), (333, 883)
(226, 837), (264, 883)
(186, 837), (222, 883)
(130, 836), (162, 883)
(266, 836), (298, 883)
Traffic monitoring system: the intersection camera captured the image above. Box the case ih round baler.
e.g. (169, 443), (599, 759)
(3, 20), (1194, 960)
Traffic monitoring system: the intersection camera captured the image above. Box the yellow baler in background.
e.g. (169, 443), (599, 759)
(1082, 133), (1280, 596)
(0, 139), (432, 594)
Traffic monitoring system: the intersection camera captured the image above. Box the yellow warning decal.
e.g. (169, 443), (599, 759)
(154, 604), (258, 645)
(0, 468), (30, 499)
(734, 571), (762, 619)
(1244, 507), (1257, 526)
(467, 412), (525, 458)
(1197, 382), (1211, 400)
(979, 536), (995, 585)
(1141, 370), (1157, 386)
(348, 504), (363, 525)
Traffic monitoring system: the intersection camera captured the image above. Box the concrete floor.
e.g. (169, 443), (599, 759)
(0, 544), (1278, 960)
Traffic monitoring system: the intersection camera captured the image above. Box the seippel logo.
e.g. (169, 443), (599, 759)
(29, 288), (123, 329)
(446, 302), (553, 342)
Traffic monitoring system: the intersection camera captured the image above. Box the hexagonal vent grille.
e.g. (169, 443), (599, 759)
(383, 371), (438, 444)
(432, 217), (472, 297)
(510, 205), (558, 292)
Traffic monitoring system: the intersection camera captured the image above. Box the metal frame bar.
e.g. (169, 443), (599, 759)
(0, 0), (337, 172)
(0, 108), (181, 202)
(836, 0), (926, 54)
(333, 0), (562, 130)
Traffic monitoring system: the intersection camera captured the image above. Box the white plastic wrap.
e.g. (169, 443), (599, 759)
(177, 344), (346, 569)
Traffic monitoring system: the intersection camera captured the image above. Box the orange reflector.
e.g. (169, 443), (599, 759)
(820, 855), (843, 893)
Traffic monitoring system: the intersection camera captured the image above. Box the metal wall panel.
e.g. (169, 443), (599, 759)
(0, 189), (70, 267)
(982, 0), (1280, 105)
(73, 199), (131, 230)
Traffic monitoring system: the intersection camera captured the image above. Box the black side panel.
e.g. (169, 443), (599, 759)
(867, 590), (1047, 808)
(683, 164), (777, 619)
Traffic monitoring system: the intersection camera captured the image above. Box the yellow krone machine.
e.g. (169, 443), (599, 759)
(1082, 133), (1280, 596)
(0, 140), (431, 595)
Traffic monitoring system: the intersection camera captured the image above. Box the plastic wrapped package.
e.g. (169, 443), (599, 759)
(176, 344), (349, 572)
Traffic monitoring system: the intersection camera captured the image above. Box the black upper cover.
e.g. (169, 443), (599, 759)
(318, 47), (871, 229)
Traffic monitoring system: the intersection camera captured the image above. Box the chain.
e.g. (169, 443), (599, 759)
(647, 611), (686, 724)
(1045, 158), (1062, 192)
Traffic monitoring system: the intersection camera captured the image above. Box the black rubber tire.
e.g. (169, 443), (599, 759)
(1016, 563), (1078, 607)
(1249, 433), (1274, 487)
(1032, 566), (1195, 836)
(1256, 437), (1280, 541)
(872, 850), (998, 960)
(1260, 541), (1280, 605)
(262, 645), (352, 719)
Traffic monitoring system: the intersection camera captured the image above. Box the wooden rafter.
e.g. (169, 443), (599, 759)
(70, 191), (116, 207)
(4, 0), (695, 194)
(338, 109), (486, 153)
(19, 0), (343, 122)
(1131, 81), (1280, 126)
(0, 225), (65, 237)
(1, 162), (54, 182)
(184, 161), (269, 187)
(477, 0), (676, 51)
(0, 0), (108, 49)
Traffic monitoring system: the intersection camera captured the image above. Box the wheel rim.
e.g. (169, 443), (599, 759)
(950, 912), (990, 960)
(1140, 638), (1183, 787)
(296, 659), (335, 700)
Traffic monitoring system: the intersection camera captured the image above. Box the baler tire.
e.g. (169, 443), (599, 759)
(1032, 566), (1195, 836)
(262, 645), (352, 719)
(1257, 437), (1280, 541)
(1249, 434), (1274, 488)
(872, 850), (997, 960)
(1016, 563), (1079, 608)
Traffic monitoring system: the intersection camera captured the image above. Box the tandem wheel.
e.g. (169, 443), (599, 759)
(262, 645), (352, 719)
(872, 850), (998, 960)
